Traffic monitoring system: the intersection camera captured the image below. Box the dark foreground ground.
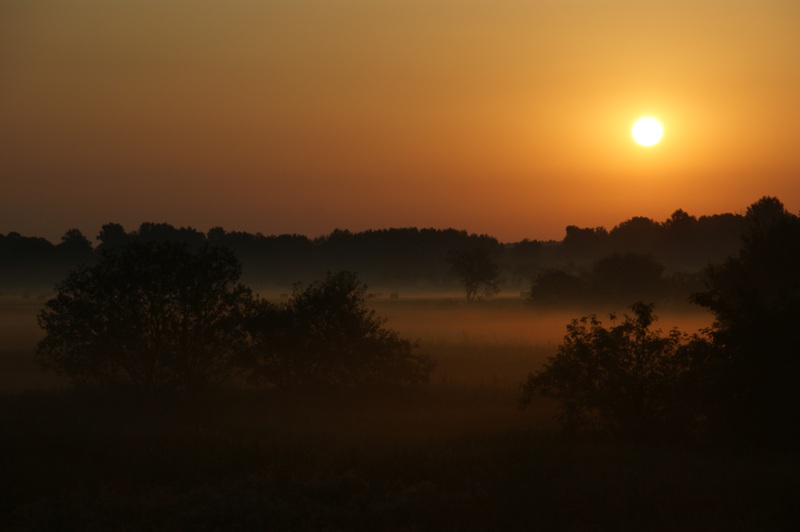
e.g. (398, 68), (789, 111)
(1, 386), (798, 531)
(2, 295), (799, 530)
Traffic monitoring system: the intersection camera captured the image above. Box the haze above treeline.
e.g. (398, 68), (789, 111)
(3, 199), (773, 300)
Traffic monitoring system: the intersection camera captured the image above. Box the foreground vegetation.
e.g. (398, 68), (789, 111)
(3, 196), (800, 529)
(2, 386), (799, 531)
(2, 296), (797, 530)
(36, 245), (433, 393)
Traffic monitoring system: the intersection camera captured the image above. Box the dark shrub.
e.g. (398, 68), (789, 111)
(37, 241), (254, 393)
(246, 271), (434, 388)
(521, 303), (712, 441)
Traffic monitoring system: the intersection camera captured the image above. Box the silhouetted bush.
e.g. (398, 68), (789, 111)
(36, 241), (255, 394)
(245, 271), (434, 388)
(521, 303), (712, 441)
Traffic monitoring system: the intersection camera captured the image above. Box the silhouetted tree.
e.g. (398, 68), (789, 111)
(36, 241), (254, 394)
(663, 208), (696, 232)
(56, 228), (93, 268)
(528, 269), (585, 305)
(245, 271), (434, 388)
(0, 231), (59, 288)
(609, 216), (662, 254)
(447, 246), (500, 302)
(692, 196), (800, 447)
(58, 228), (92, 254)
(505, 239), (545, 283)
(591, 253), (665, 302)
(563, 225), (609, 262)
(521, 303), (711, 440)
(96, 223), (130, 251)
(693, 213), (747, 266)
(139, 222), (206, 247)
(661, 209), (700, 267)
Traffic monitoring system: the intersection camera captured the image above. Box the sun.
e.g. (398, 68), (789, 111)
(631, 117), (663, 147)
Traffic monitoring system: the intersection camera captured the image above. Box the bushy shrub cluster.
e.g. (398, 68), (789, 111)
(36, 241), (432, 394)
(521, 303), (713, 441)
(243, 271), (434, 388)
(524, 197), (800, 448)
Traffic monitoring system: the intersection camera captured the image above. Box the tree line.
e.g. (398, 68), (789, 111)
(2, 206), (751, 295)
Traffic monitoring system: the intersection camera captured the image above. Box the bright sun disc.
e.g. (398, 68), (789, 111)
(631, 117), (663, 146)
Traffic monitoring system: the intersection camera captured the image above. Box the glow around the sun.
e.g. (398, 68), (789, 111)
(632, 117), (663, 146)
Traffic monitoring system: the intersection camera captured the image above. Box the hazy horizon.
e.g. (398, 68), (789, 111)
(0, 198), (774, 246)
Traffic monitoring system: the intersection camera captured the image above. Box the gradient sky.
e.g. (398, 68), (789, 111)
(2, 0), (799, 242)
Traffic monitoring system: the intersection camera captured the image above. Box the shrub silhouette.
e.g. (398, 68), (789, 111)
(521, 303), (711, 440)
(245, 271), (434, 388)
(36, 241), (254, 393)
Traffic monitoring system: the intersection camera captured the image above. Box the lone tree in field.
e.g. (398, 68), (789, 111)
(36, 241), (254, 393)
(447, 246), (500, 302)
(521, 303), (712, 440)
(245, 271), (434, 388)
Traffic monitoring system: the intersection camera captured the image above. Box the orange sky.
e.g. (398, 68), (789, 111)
(2, 0), (799, 242)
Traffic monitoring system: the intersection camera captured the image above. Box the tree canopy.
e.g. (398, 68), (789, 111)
(36, 241), (254, 394)
(244, 271), (434, 388)
(521, 303), (711, 441)
(524, 197), (800, 447)
(446, 246), (501, 302)
(692, 196), (800, 447)
(36, 234), (432, 394)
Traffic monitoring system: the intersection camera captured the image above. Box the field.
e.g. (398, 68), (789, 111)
(2, 295), (798, 530)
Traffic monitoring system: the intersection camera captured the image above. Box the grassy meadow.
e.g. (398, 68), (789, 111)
(2, 293), (798, 530)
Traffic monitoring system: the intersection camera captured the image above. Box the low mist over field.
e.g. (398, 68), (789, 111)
(1, 292), (712, 393)
(3, 197), (800, 529)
